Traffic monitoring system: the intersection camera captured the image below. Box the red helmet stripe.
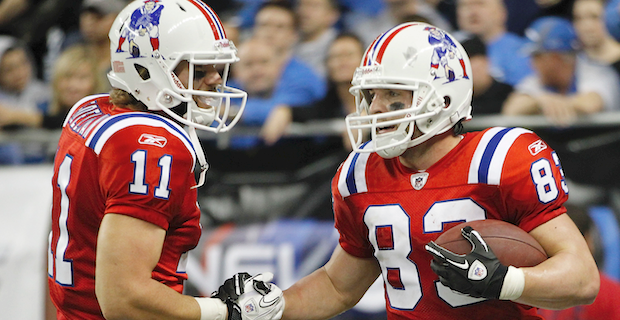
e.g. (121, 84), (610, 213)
(187, 0), (226, 40)
(375, 23), (415, 64)
(363, 37), (380, 66)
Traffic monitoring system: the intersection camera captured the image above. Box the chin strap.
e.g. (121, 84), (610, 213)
(188, 126), (209, 189)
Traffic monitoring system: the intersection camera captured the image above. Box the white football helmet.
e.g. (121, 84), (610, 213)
(346, 23), (473, 158)
(108, 0), (247, 133)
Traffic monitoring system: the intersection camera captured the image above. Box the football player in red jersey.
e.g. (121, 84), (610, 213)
(47, 1), (284, 319)
(236, 22), (599, 320)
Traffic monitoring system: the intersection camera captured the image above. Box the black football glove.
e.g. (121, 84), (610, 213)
(212, 272), (252, 320)
(425, 226), (509, 299)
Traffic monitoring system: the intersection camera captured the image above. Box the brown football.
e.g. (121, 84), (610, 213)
(434, 219), (547, 267)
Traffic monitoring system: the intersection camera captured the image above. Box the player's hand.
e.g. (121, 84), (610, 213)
(213, 272), (285, 320)
(237, 272), (284, 320)
(213, 272), (252, 320)
(425, 226), (509, 299)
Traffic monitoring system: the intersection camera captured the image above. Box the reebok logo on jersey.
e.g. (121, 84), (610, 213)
(138, 133), (167, 148)
(528, 139), (547, 156)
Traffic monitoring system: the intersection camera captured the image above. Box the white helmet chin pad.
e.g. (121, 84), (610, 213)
(375, 134), (409, 159)
(188, 100), (216, 126)
(345, 22), (473, 157)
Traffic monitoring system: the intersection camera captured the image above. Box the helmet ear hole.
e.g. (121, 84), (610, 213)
(443, 96), (451, 108)
(134, 64), (151, 81)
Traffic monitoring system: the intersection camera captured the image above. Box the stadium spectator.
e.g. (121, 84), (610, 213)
(294, 0), (340, 78)
(0, 36), (49, 114)
(0, 35), (50, 164)
(573, 0), (620, 77)
(460, 34), (513, 115)
(263, 33), (366, 150)
(0, 45), (104, 131)
(232, 38), (286, 128)
(252, 1), (299, 55)
(502, 16), (620, 126)
(538, 204), (620, 320)
(456, 0), (534, 86)
(73, 0), (126, 91)
(230, 2), (325, 147)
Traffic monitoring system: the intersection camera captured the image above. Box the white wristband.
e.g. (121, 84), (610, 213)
(194, 297), (228, 320)
(499, 266), (525, 300)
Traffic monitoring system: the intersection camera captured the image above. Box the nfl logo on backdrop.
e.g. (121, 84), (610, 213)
(410, 172), (429, 190)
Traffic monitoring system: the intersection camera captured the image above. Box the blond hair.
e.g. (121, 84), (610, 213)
(48, 45), (104, 115)
(108, 88), (147, 111)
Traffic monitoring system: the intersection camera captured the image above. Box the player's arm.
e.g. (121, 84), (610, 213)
(282, 244), (381, 320)
(95, 213), (227, 320)
(516, 213), (599, 309)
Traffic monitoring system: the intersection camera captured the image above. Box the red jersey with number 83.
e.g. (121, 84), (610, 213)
(48, 95), (202, 319)
(333, 127), (568, 320)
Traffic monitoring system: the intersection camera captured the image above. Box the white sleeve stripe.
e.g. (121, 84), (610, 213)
(468, 127), (505, 184)
(338, 142), (372, 198)
(62, 94), (108, 127)
(487, 128), (531, 185)
(337, 153), (355, 198)
(468, 127), (532, 185)
(354, 151), (371, 194)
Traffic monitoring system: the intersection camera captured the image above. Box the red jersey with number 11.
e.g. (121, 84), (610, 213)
(333, 127), (568, 320)
(48, 95), (202, 319)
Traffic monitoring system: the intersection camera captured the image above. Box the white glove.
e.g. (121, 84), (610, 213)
(237, 273), (285, 320)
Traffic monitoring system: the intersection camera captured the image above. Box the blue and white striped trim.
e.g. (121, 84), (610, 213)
(337, 141), (373, 198)
(468, 127), (532, 185)
(85, 113), (196, 167)
(62, 93), (108, 128)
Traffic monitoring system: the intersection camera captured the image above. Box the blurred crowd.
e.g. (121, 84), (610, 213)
(1, 0), (620, 164)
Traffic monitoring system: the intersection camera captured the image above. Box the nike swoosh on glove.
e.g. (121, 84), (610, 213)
(425, 226), (509, 299)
